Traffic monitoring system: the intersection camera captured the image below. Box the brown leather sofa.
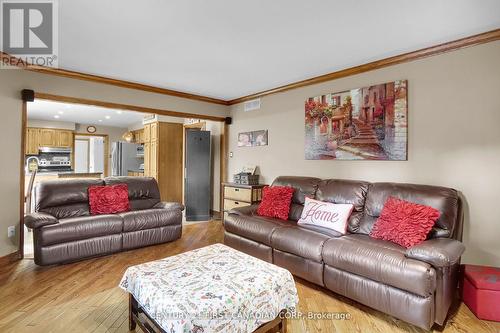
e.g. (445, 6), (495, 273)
(25, 177), (183, 266)
(224, 176), (465, 330)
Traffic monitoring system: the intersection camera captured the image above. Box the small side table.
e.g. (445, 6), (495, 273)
(222, 182), (267, 220)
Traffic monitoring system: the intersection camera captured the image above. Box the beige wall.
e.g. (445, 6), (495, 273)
(0, 69), (228, 257)
(228, 41), (500, 266)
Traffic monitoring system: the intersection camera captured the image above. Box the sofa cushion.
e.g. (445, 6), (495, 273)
(370, 197), (441, 248)
(257, 186), (294, 220)
(271, 226), (332, 262)
(224, 212), (293, 246)
(37, 214), (123, 246)
(298, 197), (353, 235)
(322, 234), (436, 297)
(88, 184), (130, 215)
(120, 209), (182, 232)
(360, 182), (459, 237)
(271, 176), (321, 205)
(105, 176), (161, 210)
(35, 179), (105, 219)
(316, 179), (370, 233)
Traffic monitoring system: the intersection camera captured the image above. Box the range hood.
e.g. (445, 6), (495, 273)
(39, 147), (72, 153)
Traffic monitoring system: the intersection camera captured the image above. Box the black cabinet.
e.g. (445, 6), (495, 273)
(185, 130), (211, 221)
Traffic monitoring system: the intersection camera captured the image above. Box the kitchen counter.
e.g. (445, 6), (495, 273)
(26, 170), (103, 177)
(58, 172), (103, 178)
(24, 171), (104, 194)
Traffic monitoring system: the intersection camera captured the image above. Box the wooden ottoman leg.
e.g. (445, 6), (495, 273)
(129, 294), (137, 331)
(279, 317), (287, 333)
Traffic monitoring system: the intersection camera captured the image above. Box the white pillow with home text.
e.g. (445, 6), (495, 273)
(298, 197), (353, 235)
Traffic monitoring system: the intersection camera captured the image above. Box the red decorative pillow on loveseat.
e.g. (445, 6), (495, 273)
(88, 184), (130, 215)
(370, 197), (441, 248)
(257, 186), (295, 220)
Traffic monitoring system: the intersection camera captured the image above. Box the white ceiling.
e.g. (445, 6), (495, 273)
(56, 0), (500, 100)
(28, 100), (146, 127)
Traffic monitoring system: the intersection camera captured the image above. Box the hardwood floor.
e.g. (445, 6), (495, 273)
(0, 221), (498, 333)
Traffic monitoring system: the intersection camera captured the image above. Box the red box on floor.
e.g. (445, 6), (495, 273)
(462, 264), (500, 322)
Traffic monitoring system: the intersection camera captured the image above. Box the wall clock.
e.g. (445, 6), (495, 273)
(87, 126), (97, 133)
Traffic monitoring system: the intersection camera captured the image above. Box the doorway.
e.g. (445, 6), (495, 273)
(19, 92), (227, 259)
(74, 138), (89, 172)
(74, 135), (106, 174)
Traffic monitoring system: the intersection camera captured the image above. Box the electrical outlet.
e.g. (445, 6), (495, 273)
(7, 226), (16, 238)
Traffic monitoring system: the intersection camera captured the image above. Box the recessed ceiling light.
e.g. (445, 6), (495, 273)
(105, 115), (111, 119)
(58, 111), (64, 115)
(54, 115), (60, 119)
(116, 111), (123, 114)
(98, 119), (103, 122)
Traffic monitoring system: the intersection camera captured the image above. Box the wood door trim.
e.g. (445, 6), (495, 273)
(0, 51), (228, 106)
(18, 101), (27, 259)
(227, 28), (500, 104)
(33, 92), (227, 122)
(220, 123), (228, 215)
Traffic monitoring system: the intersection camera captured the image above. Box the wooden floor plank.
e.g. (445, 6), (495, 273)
(0, 221), (498, 333)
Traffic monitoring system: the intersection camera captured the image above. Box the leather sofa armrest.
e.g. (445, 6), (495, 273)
(405, 238), (465, 268)
(153, 202), (185, 211)
(228, 204), (259, 216)
(24, 212), (58, 229)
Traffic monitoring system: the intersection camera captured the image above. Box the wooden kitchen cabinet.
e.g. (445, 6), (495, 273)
(150, 140), (158, 178)
(143, 124), (151, 142)
(39, 129), (57, 147)
(143, 121), (182, 202)
(26, 127), (74, 153)
(150, 122), (158, 141)
(25, 128), (40, 155)
(133, 129), (144, 144)
(57, 130), (73, 147)
(143, 142), (150, 176)
(127, 171), (145, 177)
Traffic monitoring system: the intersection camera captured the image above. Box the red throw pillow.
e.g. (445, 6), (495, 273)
(88, 184), (130, 215)
(257, 186), (295, 220)
(370, 197), (441, 248)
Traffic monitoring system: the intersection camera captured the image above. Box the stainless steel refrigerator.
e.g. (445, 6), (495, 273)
(111, 142), (142, 176)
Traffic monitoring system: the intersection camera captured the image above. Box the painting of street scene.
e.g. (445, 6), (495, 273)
(305, 80), (407, 160)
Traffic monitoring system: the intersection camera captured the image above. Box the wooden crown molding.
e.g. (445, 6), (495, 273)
(33, 92), (227, 122)
(0, 51), (228, 106)
(227, 28), (500, 105)
(3, 29), (500, 106)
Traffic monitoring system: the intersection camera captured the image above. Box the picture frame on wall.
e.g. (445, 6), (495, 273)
(304, 80), (408, 160)
(251, 130), (268, 146)
(237, 132), (252, 147)
(238, 130), (268, 147)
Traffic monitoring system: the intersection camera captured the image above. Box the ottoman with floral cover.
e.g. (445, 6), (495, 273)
(119, 243), (299, 332)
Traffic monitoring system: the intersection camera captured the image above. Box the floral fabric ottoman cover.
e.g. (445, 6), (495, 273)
(119, 243), (299, 332)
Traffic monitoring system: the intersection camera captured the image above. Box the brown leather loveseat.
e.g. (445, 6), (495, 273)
(25, 177), (183, 266)
(224, 176), (465, 330)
